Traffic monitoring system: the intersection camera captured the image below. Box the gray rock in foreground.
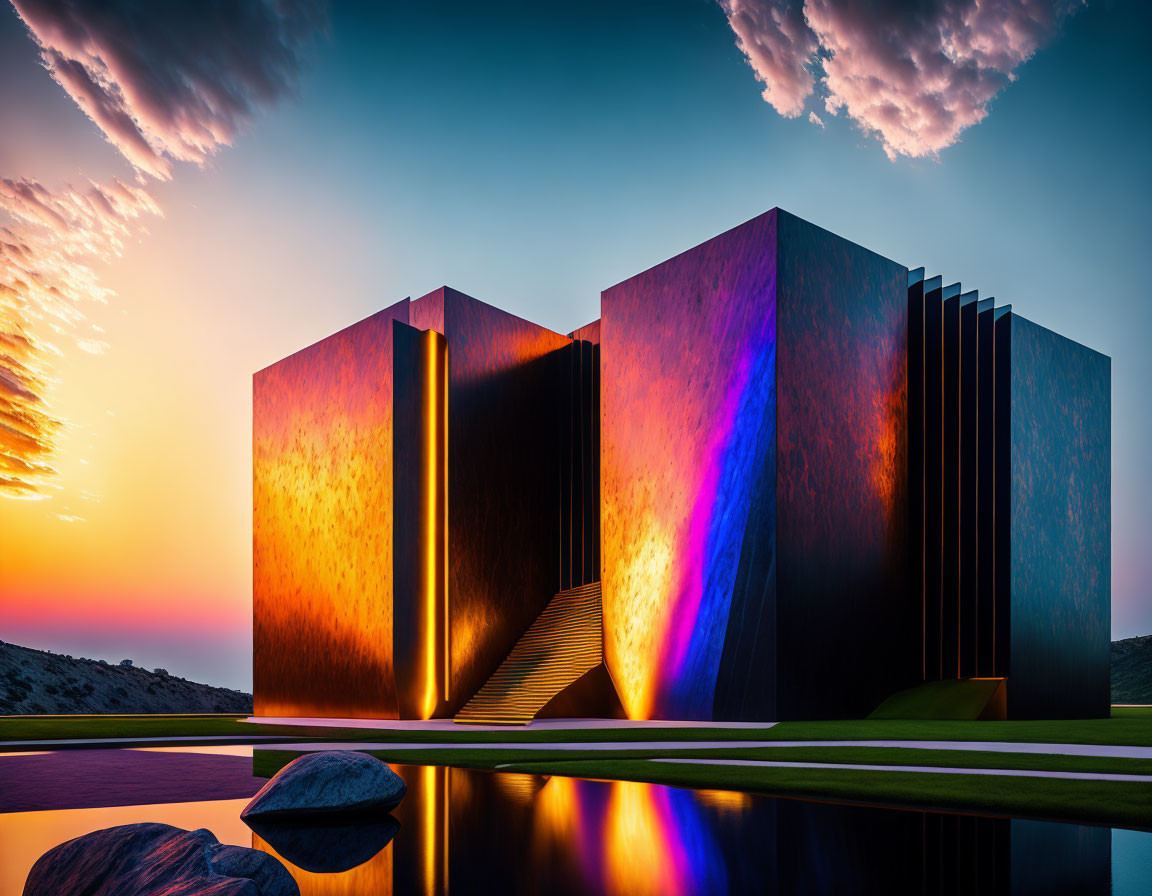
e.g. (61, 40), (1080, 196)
(242, 751), (406, 820)
(23, 822), (298, 896)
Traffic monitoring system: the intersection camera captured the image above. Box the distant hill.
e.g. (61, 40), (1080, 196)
(0, 641), (252, 715)
(1112, 636), (1152, 704)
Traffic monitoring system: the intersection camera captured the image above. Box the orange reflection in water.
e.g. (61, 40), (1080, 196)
(0, 799), (251, 896)
(254, 833), (393, 896)
(247, 764), (453, 896)
(534, 774), (580, 844)
(694, 788), (752, 814)
(420, 764), (448, 896)
(4, 768), (737, 896)
(533, 776), (723, 896)
(604, 782), (688, 896)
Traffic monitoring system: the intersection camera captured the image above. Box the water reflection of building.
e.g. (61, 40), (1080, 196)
(254, 209), (1110, 723)
(250, 764), (1111, 896)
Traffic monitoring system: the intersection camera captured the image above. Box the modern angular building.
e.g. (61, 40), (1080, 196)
(253, 209), (1110, 723)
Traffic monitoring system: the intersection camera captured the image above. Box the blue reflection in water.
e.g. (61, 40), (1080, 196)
(244, 761), (1140, 896)
(1113, 828), (1152, 896)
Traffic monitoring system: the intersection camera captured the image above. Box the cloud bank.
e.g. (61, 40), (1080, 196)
(0, 177), (159, 499)
(11, 0), (325, 179)
(720, 0), (1078, 158)
(1, 0), (323, 500)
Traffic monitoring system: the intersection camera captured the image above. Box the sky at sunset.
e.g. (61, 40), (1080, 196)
(1, 0), (1150, 690)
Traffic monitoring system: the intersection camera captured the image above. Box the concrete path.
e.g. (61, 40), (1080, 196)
(5, 735), (1150, 760)
(254, 738), (1152, 759)
(244, 716), (779, 731)
(652, 757), (1152, 783)
(771, 739), (1152, 759)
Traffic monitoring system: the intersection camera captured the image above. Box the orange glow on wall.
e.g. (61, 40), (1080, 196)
(408, 287), (572, 716)
(604, 512), (674, 719)
(600, 212), (779, 722)
(253, 302), (409, 719)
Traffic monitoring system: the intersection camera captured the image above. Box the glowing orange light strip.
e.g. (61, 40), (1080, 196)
(442, 765), (450, 891)
(423, 331), (438, 719)
(423, 764), (436, 896)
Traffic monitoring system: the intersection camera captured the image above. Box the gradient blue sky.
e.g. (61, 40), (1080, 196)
(1, 0), (1149, 689)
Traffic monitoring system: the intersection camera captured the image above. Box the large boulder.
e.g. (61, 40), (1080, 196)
(242, 751), (406, 820)
(23, 823), (298, 896)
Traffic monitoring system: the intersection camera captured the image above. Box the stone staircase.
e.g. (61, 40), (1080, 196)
(454, 582), (602, 725)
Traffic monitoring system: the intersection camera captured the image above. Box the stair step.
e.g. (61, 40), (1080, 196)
(454, 582), (603, 725)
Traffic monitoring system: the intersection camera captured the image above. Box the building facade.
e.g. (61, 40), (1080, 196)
(253, 209), (1110, 722)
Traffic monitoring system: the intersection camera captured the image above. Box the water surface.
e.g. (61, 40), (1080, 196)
(1, 747), (1148, 895)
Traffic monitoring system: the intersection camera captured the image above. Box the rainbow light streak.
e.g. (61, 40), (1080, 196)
(658, 334), (776, 717)
(533, 778), (725, 896)
(601, 210), (779, 721)
(251, 770), (731, 895)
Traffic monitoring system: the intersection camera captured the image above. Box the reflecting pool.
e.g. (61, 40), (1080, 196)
(1, 748), (1149, 895)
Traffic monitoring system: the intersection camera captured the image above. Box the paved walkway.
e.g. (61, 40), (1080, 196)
(652, 757), (1152, 783)
(253, 738), (1152, 759)
(244, 716), (779, 731)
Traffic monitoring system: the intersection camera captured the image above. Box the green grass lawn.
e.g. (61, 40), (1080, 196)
(250, 741), (1152, 780)
(7, 712), (1152, 827)
(0, 714), (257, 743)
(868, 678), (1002, 719)
(2, 707), (1151, 748)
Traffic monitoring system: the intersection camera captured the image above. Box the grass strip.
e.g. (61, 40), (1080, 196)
(497, 758), (1152, 829)
(250, 744), (1152, 780)
(3, 707), (1151, 748)
(0, 715), (257, 744)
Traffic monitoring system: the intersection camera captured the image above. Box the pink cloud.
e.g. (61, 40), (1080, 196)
(722, 0), (818, 117)
(1, 0), (324, 500)
(0, 175), (159, 498)
(721, 0), (1079, 158)
(11, 0), (324, 180)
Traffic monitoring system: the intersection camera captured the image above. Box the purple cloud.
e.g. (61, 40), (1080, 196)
(11, 0), (324, 178)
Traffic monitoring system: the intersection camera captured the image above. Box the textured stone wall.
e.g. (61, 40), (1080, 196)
(772, 210), (912, 720)
(601, 211), (779, 720)
(411, 287), (572, 715)
(1003, 314), (1111, 719)
(253, 300), (410, 719)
